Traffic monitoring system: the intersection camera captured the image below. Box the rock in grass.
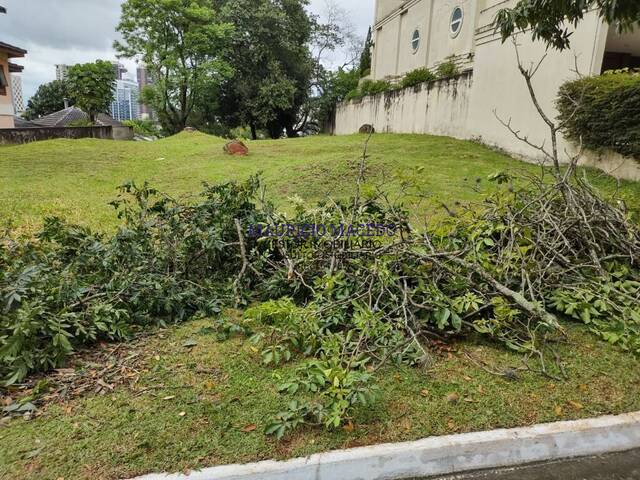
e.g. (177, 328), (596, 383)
(223, 140), (249, 156)
(359, 124), (375, 134)
(445, 392), (460, 404)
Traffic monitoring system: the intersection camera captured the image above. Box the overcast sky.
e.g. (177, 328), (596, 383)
(1, 0), (374, 102)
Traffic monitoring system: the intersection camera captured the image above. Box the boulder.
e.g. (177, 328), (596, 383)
(359, 124), (375, 134)
(223, 140), (249, 156)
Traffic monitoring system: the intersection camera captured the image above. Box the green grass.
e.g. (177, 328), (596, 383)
(1, 132), (639, 479)
(2, 131), (638, 232)
(1, 318), (639, 480)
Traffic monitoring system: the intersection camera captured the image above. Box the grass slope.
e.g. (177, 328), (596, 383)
(1, 132), (639, 479)
(1, 131), (638, 231)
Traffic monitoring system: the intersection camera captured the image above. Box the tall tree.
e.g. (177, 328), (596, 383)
(25, 80), (70, 120)
(302, 1), (362, 134)
(66, 61), (116, 122)
(115, 0), (233, 134)
(215, 0), (314, 139)
(359, 27), (372, 77)
(496, 0), (640, 50)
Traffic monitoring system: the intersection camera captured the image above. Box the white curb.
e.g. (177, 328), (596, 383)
(132, 411), (640, 480)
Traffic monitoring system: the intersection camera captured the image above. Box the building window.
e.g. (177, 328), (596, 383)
(411, 29), (420, 53)
(0, 66), (7, 96)
(450, 7), (463, 38)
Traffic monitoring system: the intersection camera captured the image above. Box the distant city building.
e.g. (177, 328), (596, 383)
(136, 63), (155, 120)
(10, 73), (24, 113)
(110, 78), (140, 121)
(112, 61), (127, 81)
(55, 64), (69, 81)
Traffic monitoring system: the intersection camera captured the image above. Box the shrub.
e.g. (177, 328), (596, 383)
(122, 119), (162, 138)
(0, 177), (265, 384)
(359, 79), (392, 96)
(400, 67), (437, 89)
(436, 57), (460, 79)
(556, 70), (640, 159)
(343, 79), (392, 101)
(344, 89), (361, 101)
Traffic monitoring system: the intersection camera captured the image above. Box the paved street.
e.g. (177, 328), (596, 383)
(419, 449), (640, 480)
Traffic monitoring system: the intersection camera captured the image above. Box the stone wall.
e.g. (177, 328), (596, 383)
(0, 125), (134, 144)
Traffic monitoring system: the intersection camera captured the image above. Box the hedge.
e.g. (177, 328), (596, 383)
(556, 71), (640, 159)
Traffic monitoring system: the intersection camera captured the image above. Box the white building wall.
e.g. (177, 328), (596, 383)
(10, 73), (24, 113)
(336, 1), (640, 180)
(467, 7), (608, 165)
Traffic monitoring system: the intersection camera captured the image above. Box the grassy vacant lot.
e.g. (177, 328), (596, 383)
(1, 131), (638, 231)
(1, 132), (639, 480)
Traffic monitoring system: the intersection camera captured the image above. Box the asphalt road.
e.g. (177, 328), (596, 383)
(409, 449), (640, 480)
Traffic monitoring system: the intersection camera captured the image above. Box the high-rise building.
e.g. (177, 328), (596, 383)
(112, 61), (127, 81)
(10, 73), (24, 114)
(136, 63), (155, 120)
(110, 78), (140, 121)
(55, 64), (69, 81)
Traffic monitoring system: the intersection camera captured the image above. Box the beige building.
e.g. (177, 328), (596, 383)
(0, 41), (26, 129)
(1, 5), (27, 129)
(335, 0), (640, 179)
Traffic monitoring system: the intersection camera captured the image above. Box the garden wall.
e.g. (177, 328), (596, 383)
(334, 70), (640, 181)
(334, 71), (473, 139)
(0, 125), (134, 145)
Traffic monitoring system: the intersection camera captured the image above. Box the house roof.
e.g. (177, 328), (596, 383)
(0, 41), (27, 58)
(8, 62), (23, 73)
(14, 116), (38, 128)
(32, 107), (123, 128)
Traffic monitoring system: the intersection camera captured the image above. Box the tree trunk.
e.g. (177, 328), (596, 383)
(250, 122), (257, 140)
(285, 124), (298, 138)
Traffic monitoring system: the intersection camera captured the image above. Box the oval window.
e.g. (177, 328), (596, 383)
(450, 7), (463, 37)
(411, 29), (420, 53)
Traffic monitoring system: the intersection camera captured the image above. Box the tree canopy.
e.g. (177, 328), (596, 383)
(359, 27), (372, 77)
(496, 0), (640, 50)
(25, 80), (70, 120)
(215, 0), (314, 139)
(66, 61), (116, 122)
(115, 0), (233, 134)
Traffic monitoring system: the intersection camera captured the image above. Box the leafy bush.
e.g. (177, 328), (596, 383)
(556, 71), (640, 159)
(359, 79), (392, 96)
(122, 119), (162, 138)
(2, 157), (640, 438)
(344, 89), (361, 101)
(344, 79), (392, 101)
(400, 67), (437, 88)
(436, 57), (460, 79)
(0, 177), (265, 384)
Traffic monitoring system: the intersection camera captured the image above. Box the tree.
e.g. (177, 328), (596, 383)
(66, 61), (116, 122)
(496, 0), (640, 50)
(295, 0), (362, 134)
(359, 27), (372, 77)
(25, 80), (70, 120)
(215, 0), (314, 139)
(115, 0), (233, 134)
(313, 68), (359, 131)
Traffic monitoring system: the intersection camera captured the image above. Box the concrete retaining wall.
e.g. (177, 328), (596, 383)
(334, 71), (473, 140)
(333, 70), (640, 182)
(0, 125), (134, 144)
